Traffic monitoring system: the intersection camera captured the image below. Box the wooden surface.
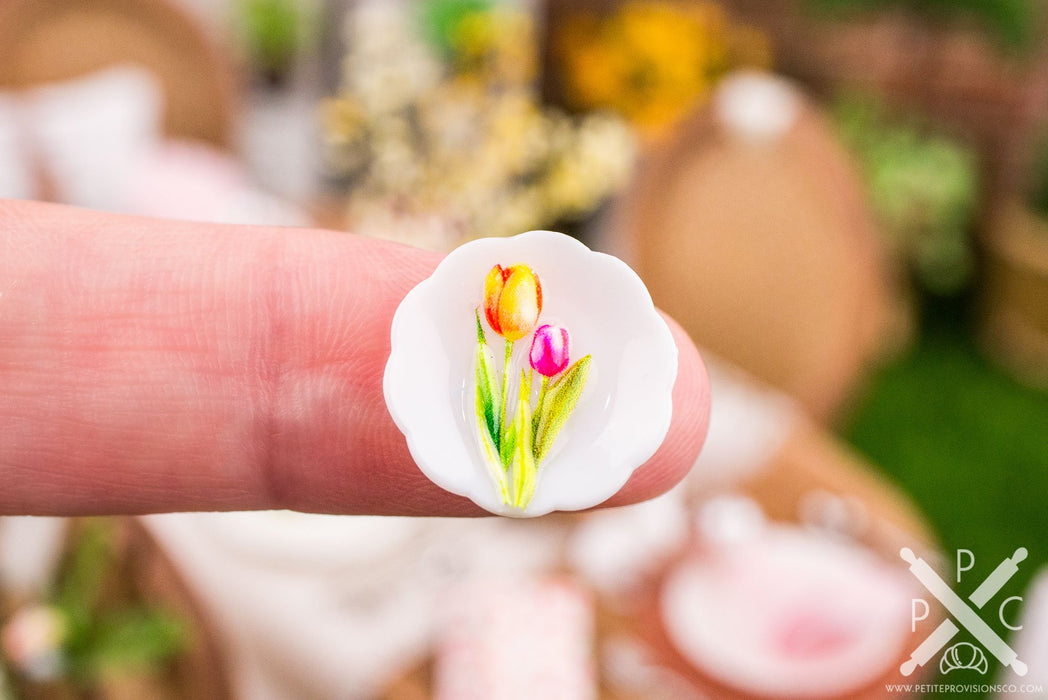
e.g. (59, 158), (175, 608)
(741, 417), (938, 559)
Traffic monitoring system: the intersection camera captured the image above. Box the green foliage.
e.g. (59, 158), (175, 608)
(238, 0), (313, 75)
(532, 356), (591, 464)
(475, 312), (501, 446)
(474, 315), (510, 503)
(418, 0), (495, 55)
(806, 0), (1042, 51)
(507, 370), (537, 508)
(72, 611), (185, 678)
(473, 327), (592, 508)
(833, 94), (979, 295)
(53, 521), (187, 687)
(55, 521), (112, 630)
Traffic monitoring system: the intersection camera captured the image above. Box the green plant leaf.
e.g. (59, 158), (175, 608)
(238, 0), (312, 72)
(509, 370), (537, 508)
(80, 609), (186, 676)
(56, 520), (114, 645)
(533, 355), (591, 464)
(475, 389), (508, 504)
(419, 0), (495, 55)
(474, 312), (500, 447)
(475, 313), (509, 504)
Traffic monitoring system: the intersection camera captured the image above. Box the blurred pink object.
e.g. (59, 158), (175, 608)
(435, 578), (596, 700)
(125, 140), (243, 218)
(124, 140), (307, 227)
(661, 514), (917, 697)
(0, 605), (66, 680)
(12, 65), (304, 226)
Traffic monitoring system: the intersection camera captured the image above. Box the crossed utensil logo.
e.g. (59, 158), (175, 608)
(900, 547), (1028, 677)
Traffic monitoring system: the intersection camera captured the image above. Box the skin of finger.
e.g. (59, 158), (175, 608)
(0, 201), (289, 514)
(0, 201), (709, 516)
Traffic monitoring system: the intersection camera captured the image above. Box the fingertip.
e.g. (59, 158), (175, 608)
(600, 313), (710, 508)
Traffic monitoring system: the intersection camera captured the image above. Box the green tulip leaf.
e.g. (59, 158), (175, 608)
(475, 313), (509, 504)
(509, 370), (537, 508)
(532, 355), (591, 464)
(474, 312), (500, 446)
(476, 405), (509, 504)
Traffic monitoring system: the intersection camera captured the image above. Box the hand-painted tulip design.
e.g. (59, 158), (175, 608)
(483, 264), (542, 341)
(474, 264), (591, 511)
(529, 325), (570, 377)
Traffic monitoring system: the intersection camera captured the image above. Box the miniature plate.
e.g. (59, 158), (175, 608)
(384, 230), (677, 517)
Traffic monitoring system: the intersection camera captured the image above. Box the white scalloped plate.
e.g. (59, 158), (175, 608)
(384, 231), (677, 516)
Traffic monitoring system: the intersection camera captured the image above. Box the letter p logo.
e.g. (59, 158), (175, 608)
(912, 598), (930, 632)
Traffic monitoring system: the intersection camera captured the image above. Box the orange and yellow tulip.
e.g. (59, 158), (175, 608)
(483, 264), (543, 341)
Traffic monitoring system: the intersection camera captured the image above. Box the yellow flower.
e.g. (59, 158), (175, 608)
(483, 264), (542, 341)
(554, 1), (770, 137)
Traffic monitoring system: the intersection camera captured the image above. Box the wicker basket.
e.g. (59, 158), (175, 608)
(980, 201), (1048, 386)
(0, 0), (237, 148)
(615, 92), (893, 422)
(717, 0), (1048, 198)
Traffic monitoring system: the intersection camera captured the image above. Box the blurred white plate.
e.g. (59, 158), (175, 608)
(661, 528), (915, 697)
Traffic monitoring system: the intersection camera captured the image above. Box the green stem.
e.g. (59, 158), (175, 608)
(514, 369), (533, 508)
(532, 375), (550, 439)
(497, 475), (511, 506)
(500, 339), (513, 449)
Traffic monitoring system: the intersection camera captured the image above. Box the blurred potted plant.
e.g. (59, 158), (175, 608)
(321, 0), (635, 251)
(832, 95), (979, 300)
(0, 519), (228, 699)
(979, 133), (1048, 386)
(236, 0), (316, 88)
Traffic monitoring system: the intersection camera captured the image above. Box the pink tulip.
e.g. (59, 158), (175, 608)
(529, 325), (570, 377)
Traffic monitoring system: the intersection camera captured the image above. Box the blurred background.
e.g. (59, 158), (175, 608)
(1, 0), (1048, 697)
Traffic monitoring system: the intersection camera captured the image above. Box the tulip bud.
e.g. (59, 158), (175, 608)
(529, 324), (570, 377)
(483, 264), (543, 341)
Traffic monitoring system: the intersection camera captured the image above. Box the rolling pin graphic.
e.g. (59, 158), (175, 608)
(899, 547), (1027, 677)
